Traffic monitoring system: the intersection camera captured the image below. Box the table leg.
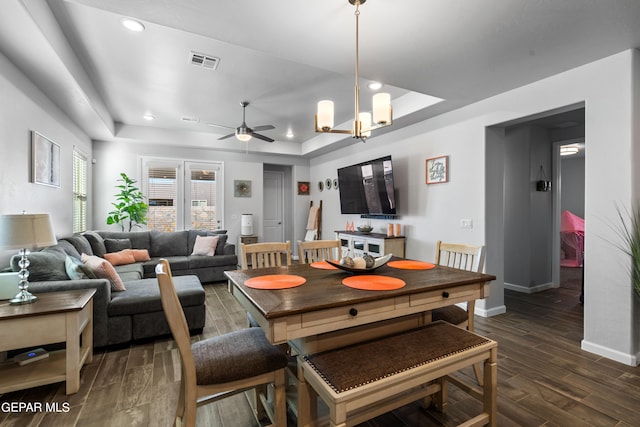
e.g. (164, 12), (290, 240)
(65, 311), (80, 395)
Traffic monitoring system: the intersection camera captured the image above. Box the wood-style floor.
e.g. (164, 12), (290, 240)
(2, 267), (639, 426)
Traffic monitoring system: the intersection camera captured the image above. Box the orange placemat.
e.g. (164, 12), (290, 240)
(387, 260), (436, 270)
(310, 261), (339, 270)
(245, 274), (306, 289)
(342, 275), (406, 291)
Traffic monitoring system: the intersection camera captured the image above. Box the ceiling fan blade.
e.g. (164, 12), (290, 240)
(251, 132), (274, 143)
(217, 133), (236, 140)
(252, 125), (275, 132)
(208, 123), (235, 130)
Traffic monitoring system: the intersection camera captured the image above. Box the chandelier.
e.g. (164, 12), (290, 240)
(315, 0), (392, 142)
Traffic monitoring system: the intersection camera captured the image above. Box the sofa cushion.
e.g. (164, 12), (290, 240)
(65, 255), (89, 280)
(104, 238), (132, 253)
(56, 240), (82, 259)
(104, 250), (136, 266)
(188, 254), (238, 269)
(84, 231), (107, 258)
(115, 263), (144, 281)
(99, 231), (151, 250)
(150, 230), (188, 257)
(191, 235), (219, 256)
(11, 246), (68, 281)
(108, 275), (204, 316)
(81, 254), (126, 291)
(126, 249), (151, 262)
(62, 235), (93, 257)
(141, 256), (190, 277)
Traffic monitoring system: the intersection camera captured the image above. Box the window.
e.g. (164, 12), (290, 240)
(72, 149), (88, 233)
(142, 159), (223, 231)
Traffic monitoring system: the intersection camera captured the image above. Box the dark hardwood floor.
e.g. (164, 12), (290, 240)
(2, 267), (639, 426)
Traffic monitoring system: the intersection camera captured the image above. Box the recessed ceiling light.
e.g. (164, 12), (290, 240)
(121, 18), (145, 32)
(286, 130), (294, 138)
(368, 82), (383, 90)
(143, 114), (155, 121)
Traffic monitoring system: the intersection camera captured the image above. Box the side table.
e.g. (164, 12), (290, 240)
(0, 289), (95, 395)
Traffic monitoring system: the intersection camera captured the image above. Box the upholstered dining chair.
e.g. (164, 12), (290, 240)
(155, 259), (288, 427)
(297, 239), (341, 264)
(431, 240), (485, 383)
(240, 241), (291, 270)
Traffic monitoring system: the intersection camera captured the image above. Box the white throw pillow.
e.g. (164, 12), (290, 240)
(191, 235), (220, 256)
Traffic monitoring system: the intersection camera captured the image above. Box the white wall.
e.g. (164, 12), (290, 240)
(0, 51), (92, 266)
(91, 140), (310, 253)
(310, 49), (640, 365)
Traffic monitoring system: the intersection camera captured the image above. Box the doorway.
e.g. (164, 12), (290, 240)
(263, 164), (294, 244)
(485, 104), (585, 327)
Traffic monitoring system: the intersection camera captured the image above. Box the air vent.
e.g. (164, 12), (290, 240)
(181, 116), (200, 123)
(189, 51), (220, 70)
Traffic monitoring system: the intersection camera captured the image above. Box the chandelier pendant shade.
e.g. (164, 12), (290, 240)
(315, 0), (393, 142)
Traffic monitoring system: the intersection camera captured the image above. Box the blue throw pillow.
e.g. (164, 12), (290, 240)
(65, 255), (89, 280)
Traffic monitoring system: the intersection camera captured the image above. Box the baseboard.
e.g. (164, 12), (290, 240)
(504, 281), (557, 294)
(581, 339), (639, 366)
(474, 304), (506, 318)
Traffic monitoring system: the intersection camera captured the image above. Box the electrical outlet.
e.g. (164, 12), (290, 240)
(460, 219), (473, 229)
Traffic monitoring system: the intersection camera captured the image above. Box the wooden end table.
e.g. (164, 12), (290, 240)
(0, 289), (95, 395)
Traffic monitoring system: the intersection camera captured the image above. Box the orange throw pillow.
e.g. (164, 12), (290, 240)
(124, 248), (151, 262)
(104, 250), (136, 266)
(81, 253), (126, 291)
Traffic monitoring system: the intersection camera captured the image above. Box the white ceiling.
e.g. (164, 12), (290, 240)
(2, 0), (640, 156)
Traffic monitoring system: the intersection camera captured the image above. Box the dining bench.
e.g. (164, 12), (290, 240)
(298, 321), (497, 427)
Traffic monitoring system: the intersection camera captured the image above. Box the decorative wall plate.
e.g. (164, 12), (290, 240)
(318, 181), (324, 191)
(333, 178), (339, 189)
(325, 178), (332, 189)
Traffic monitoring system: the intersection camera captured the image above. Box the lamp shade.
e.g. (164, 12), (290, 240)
(372, 92), (391, 125)
(0, 213), (57, 250)
(316, 100), (334, 131)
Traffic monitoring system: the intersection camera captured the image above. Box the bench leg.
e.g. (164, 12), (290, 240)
(484, 347), (498, 427)
(298, 364), (317, 427)
(433, 377), (448, 413)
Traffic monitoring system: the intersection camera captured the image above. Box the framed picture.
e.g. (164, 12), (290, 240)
(32, 131), (61, 187)
(426, 155), (448, 184)
(297, 181), (310, 195)
(234, 180), (252, 197)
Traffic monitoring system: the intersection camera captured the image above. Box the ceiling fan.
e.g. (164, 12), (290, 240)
(210, 101), (275, 142)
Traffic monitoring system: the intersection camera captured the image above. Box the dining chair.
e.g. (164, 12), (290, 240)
(431, 240), (485, 383)
(297, 239), (341, 264)
(240, 241), (291, 270)
(155, 259), (288, 427)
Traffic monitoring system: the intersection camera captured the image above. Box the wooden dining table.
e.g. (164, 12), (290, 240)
(225, 258), (496, 426)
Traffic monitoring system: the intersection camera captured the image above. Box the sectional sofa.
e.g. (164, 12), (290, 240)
(9, 229), (238, 347)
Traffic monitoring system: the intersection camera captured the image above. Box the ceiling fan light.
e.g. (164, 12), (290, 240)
(316, 100), (334, 131)
(235, 129), (252, 142)
(372, 93), (391, 125)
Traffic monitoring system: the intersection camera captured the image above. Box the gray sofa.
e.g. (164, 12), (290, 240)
(10, 229), (238, 348)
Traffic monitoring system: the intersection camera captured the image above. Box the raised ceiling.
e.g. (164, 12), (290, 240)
(2, 0), (640, 157)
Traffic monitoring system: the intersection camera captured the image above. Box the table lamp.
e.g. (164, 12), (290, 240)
(0, 213), (57, 304)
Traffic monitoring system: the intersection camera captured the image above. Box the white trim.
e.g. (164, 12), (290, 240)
(475, 304), (506, 318)
(504, 281), (557, 294)
(581, 340), (638, 367)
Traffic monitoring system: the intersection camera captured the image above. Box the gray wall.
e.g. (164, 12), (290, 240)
(560, 156), (585, 217)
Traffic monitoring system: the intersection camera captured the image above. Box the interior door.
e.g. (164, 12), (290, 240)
(263, 170), (284, 242)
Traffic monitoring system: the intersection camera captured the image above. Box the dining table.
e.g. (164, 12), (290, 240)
(225, 257), (496, 426)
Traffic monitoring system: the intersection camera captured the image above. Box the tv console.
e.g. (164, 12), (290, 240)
(335, 230), (405, 258)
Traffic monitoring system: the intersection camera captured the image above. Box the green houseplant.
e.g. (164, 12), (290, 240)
(616, 203), (640, 299)
(106, 173), (148, 231)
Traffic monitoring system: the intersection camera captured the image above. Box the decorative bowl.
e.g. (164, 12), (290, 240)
(327, 254), (392, 274)
(357, 226), (374, 233)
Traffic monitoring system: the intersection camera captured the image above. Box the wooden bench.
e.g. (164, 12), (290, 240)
(299, 321), (497, 427)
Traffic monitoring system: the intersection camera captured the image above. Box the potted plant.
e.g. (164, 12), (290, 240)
(616, 203), (640, 299)
(106, 173), (148, 231)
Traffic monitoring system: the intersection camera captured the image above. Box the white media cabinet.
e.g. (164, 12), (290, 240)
(335, 230), (405, 258)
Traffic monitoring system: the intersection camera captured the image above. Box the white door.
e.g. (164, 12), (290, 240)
(263, 170), (284, 242)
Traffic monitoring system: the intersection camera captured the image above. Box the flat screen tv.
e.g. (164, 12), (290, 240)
(337, 155), (397, 216)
